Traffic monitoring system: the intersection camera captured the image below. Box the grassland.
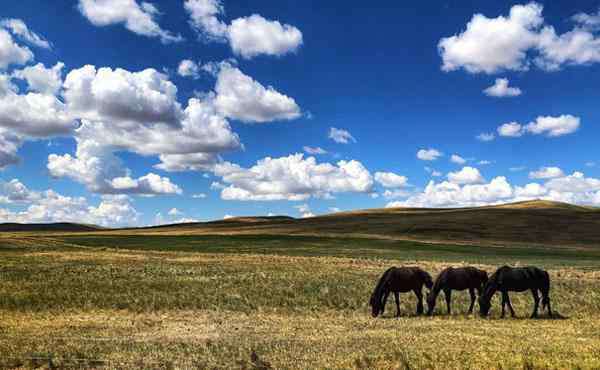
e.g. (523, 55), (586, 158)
(1, 232), (600, 369)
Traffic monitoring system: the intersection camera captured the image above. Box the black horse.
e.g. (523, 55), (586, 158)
(426, 266), (488, 315)
(479, 266), (553, 318)
(369, 266), (433, 317)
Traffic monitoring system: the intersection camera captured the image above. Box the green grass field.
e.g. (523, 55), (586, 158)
(1, 234), (600, 369)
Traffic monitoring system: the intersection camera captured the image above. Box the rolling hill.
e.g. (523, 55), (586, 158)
(3, 200), (599, 248)
(120, 200), (600, 248)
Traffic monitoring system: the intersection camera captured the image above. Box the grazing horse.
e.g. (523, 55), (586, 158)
(479, 266), (553, 318)
(426, 267), (488, 315)
(369, 267), (433, 317)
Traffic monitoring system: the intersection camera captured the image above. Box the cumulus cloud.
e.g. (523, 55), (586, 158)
(447, 166), (485, 185)
(77, 0), (181, 43)
(329, 127), (356, 144)
(0, 183), (139, 227)
(497, 115), (580, 138)
(0, 178), (40, 203)
(213, 63), (301, 123)
(497, 122), (524, 137)
(12, 62), (64, 95)
(374, 171), (408, 188)
(439, 3), (600, 74)
(483, 78), (522, 97)
(46, 64), (242, 194)
(529, 166), (564, 179)
(450, 154), (467, 164)
(184, 0), (302, 59)
(212, 153), (373, 201)
(303, 146), (327, 155)
(417, 148), (442, 161)
(388, 170), (600, 208)
(110, 173), (182, 195)
(525, 115), (580, 137)
(227, 15), (303, 59)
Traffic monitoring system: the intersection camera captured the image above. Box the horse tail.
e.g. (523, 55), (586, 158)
(370, 267), (394, 307)
(541, 270), (551, 309)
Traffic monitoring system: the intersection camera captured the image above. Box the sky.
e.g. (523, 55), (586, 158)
(1, 0), (600, 226)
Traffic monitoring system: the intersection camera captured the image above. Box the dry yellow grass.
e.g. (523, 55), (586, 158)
(2, 236), (600, 369)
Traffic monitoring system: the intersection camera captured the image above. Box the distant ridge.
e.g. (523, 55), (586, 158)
(4, 200), (600, 247)
(0, 222), (102, 232)
(126, 200), (600, 247)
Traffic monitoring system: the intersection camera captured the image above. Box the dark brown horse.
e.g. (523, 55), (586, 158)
(369, 267), (433, 317)
(426, 266), (488, 315)
(479, 266), (553, 318)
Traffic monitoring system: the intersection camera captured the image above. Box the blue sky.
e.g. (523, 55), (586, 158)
(1, 0), (600, 226)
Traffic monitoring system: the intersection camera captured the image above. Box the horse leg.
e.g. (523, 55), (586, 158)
(501, 292), (506, 318)
(468, 288), (476, 314)
(530, 289), (540, 318)
(381, 291), (390, 315)
(394, 291), (400, 317)
(505, 292), (516, 318)
(415, 289), (424, 315)
(444, 289), (452, 314)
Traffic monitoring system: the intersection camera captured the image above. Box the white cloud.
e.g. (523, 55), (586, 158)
(212, 153), (373, 201)
(425, 167), (442, 177)
(0, 83), (75, 138)
(388, 170), (600, 208)
(572, 9), (600, 29)
(329, 127), (356, 144)
(447, 166), (485, 185)
(12, 62), (64, 95)
(184, 0), (302, 59)
(497, 122), (524, 137)
(478, 160), (492, 165)
(374, 171), (408, 188)
(529, 166), (564, 179)
(439, 3), (600, 74)
(0, 185), (139, 227)
(110, 173), (182, 195)
(77, 0), (181, 43)
(498, 115), (580, 138)
(213, 63), (301, 123)
(0, 28), (33, 69)
(476, 132), (495, 142)
(227, 15), (303, 59)
(0, 18), (50, 49)
(0, 179), (40, 204)
(47, 65), (242, 193)
(483, 78), (522, 97)
(525, 115), (580, 137)
(192, 193), (207, 198)
(303, 146), (327, 155)
(177, 59), (200, 79)
(0, 131), (21, 169)
(328, 207), (340, 213)
(417, 148), (442, 161)
(223, 214), (234, 219)
(450, 154), (467, 165)
(439, 3), (543, 74)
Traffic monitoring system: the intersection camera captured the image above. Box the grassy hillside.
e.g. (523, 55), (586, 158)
(108, 200), (600, 248)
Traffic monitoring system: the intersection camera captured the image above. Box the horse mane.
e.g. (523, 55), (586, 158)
(420, 269), (434, 289)
(370, 267), (394, 307)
